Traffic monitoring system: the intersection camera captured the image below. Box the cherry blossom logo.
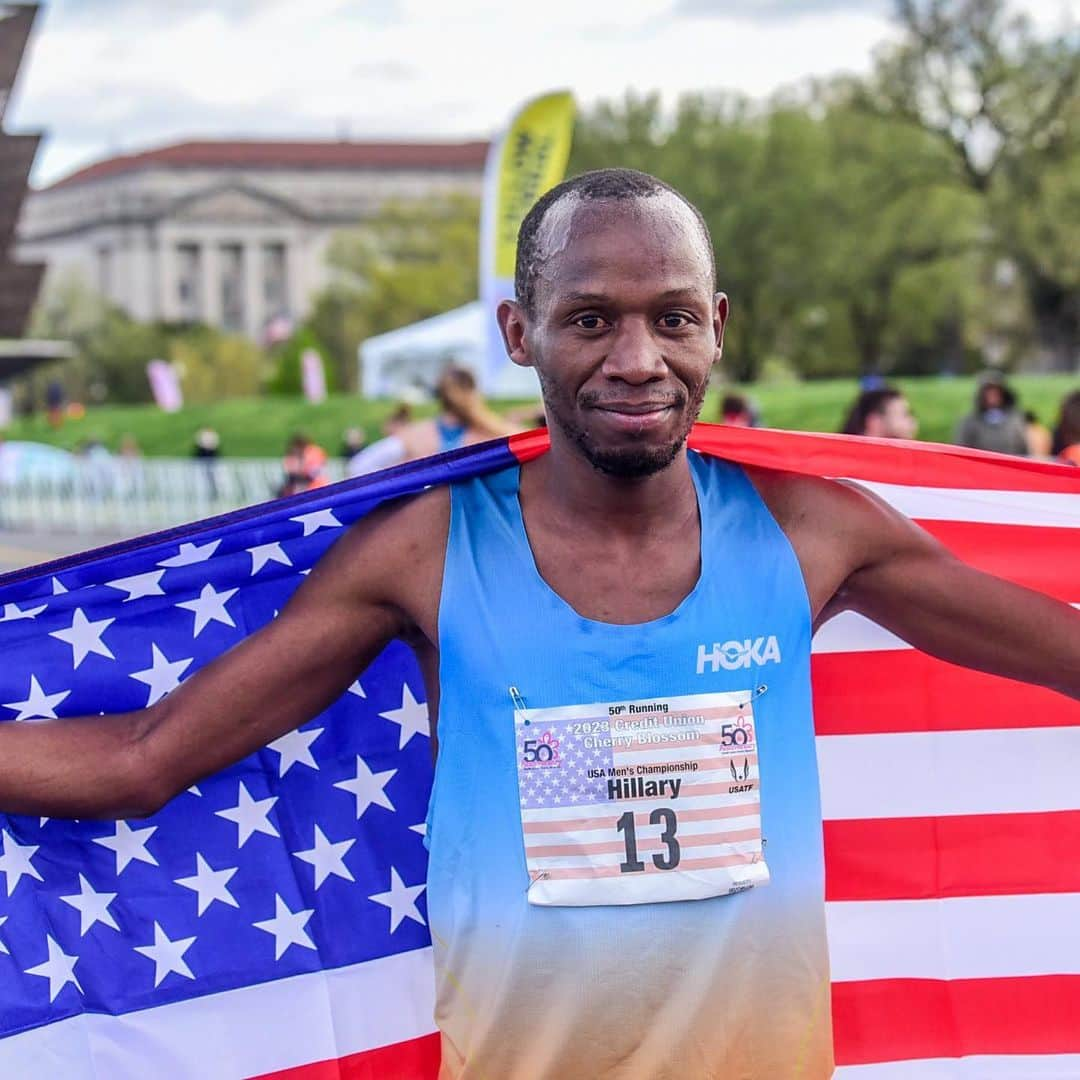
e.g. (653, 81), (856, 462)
(522, 730), (561, 768)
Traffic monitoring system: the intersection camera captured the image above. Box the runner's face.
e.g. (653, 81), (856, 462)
(505, 196), (726, 478)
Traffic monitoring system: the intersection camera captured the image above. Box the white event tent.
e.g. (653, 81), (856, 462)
(358, 302), (540, 400)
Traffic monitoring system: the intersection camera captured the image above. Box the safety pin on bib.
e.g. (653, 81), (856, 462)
(509, 685), (530, 725)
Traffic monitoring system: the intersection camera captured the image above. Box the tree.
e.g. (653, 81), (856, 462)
(308, 195), (481, 391)
(864, 0), (1080, 369)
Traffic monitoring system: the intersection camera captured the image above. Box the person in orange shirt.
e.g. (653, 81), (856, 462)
(280, 432), (329, 496)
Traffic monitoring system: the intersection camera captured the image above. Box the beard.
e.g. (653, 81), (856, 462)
(538, 371), (708, 480)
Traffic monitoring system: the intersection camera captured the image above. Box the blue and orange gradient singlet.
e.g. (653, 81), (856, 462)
(427, 452), (831, 1078)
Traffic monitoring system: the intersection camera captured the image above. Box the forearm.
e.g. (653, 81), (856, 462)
(0, 710), (155, 818)
(853, 559), (1080, 701)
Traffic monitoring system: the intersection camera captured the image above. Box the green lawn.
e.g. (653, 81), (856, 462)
(3, 375), (1075, 457)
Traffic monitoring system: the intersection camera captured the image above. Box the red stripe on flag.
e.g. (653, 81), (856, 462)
(831, 975), (1080, 1064)
(920, 521), (1080, 601)
(812, 650), (1079, 735)
(687, 424), (1080, 492)
(824, 810), (1080, 901)
(250, 1033), (440, 1080)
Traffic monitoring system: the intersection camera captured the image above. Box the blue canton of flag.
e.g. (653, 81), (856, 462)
(0, 442), (515, 1074)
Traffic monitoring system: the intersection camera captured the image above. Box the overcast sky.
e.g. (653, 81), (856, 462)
(8, 0), (1077, 185)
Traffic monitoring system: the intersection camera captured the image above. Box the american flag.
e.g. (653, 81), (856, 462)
(0, 424), (1076, 1078)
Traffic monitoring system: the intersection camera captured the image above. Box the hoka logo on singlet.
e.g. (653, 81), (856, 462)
(696, 636), (782, 674)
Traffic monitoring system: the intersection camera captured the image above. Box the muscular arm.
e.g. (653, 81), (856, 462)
(837, 486), (1080, 700)
(0, 491), (448, 819)
(751, 469), (1080, 702)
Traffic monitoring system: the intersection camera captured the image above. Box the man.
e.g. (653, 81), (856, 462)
(840, 385), (918, 439)
(0, 170), (1077, 1079)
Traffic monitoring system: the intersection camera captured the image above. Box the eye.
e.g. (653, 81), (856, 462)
(572, 313), (608, 331)
(658, 311), (693, 330)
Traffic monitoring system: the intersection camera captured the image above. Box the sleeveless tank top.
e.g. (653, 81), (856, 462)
(437, 417), (468, 453)
(430, 452), (832, 1079)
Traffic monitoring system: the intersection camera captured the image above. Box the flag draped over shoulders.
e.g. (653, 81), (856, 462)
(0, 424), (1076, 1079)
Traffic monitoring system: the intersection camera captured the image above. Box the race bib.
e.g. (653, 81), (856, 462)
(514, 690), (769, 906)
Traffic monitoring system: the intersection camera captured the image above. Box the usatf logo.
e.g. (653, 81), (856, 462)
(696, 636), (782, 674)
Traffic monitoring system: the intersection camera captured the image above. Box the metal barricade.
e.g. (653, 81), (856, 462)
(0, 458), (347, 534)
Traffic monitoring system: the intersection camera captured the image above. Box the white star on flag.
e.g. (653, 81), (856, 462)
(347, 679), (365, 698)
(0, 831), (42, 895)
(2, 675), (71, 721)
(290, 508), (341, 536)
(215, 782), (279, 847)
(0, 915), (7, 954)
(49, 608), (115, 668)
(175, 853), (239, 915)
(379, 683), (429, 749)
(409, 823), (426, 837)
(0, 601), (47, 621)
(247, 542), (292, 575)
(130, 644), (193, 705)
(25, 936), (82, 1001)
(93, 820), (158, 874)
(267, 726), (323, 776)
(105, 570), (166, 602)
(134, 922), (196, 987)
(369, 867), (427, 933)
(60, 874), (119, 936)
(51, 577), (68, 595)
(157, 539), (222, 568)
(293, 825), (355, 888)
(253, 894), (316, 960)
(176, 583), (238, 637)
(334, 754), (396, 819)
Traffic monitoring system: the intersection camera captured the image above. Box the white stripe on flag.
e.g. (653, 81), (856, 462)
(827, 892), (1080, 982)
(849, 482), (1080, 527)
(812, 611), (910, 654)
(0, 946), (435, 1079)
(817, 726), (1080, 819)
(834, 1054), (1080, 1078)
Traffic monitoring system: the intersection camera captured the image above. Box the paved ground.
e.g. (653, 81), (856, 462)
(0, 529), (135, 576)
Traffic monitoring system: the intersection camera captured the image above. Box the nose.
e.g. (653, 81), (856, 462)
(600, 316), (667, 384)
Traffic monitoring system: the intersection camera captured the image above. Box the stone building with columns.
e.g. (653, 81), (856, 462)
(16, 139), (487, 340)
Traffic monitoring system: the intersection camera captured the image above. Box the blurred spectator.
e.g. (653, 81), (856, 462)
(719, 393), (757, 427)
(193, 428), (222, 499)
(348, 366), (519, 477)
(281, 432), (329, 496)
(192, 428), (221, 460)
(1052, 390), (1080, 466)
(340, 427), (366, 460)
(955, 378), (1028, 456)
(1023, 411), (1053, 459)
(841, 387), (918, 439)
(46, 380), (66, 429)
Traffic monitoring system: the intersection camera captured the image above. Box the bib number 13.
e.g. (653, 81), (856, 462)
(616, 807), (681, 873)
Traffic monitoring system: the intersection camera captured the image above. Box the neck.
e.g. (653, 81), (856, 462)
(527, 425), (697, 534)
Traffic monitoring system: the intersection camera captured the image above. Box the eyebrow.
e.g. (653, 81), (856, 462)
(555, 287), (705, 305)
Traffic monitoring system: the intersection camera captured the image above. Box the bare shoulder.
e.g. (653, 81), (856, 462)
(296, 485), (450, 642)
(740, 463), (933, 618)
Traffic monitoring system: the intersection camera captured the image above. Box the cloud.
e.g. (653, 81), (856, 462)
(673, 0), (885, 16)
(13, 0), (899, 185)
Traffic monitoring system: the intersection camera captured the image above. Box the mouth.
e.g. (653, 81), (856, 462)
(590, 401), (678, 433)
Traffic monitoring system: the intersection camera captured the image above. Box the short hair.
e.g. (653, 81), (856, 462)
(841, 387), (904, 436)
(514, 168), (715, 315)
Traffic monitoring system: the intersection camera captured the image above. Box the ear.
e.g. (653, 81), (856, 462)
(497, 300), (533, 369)
(713, 293), (729, 361)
